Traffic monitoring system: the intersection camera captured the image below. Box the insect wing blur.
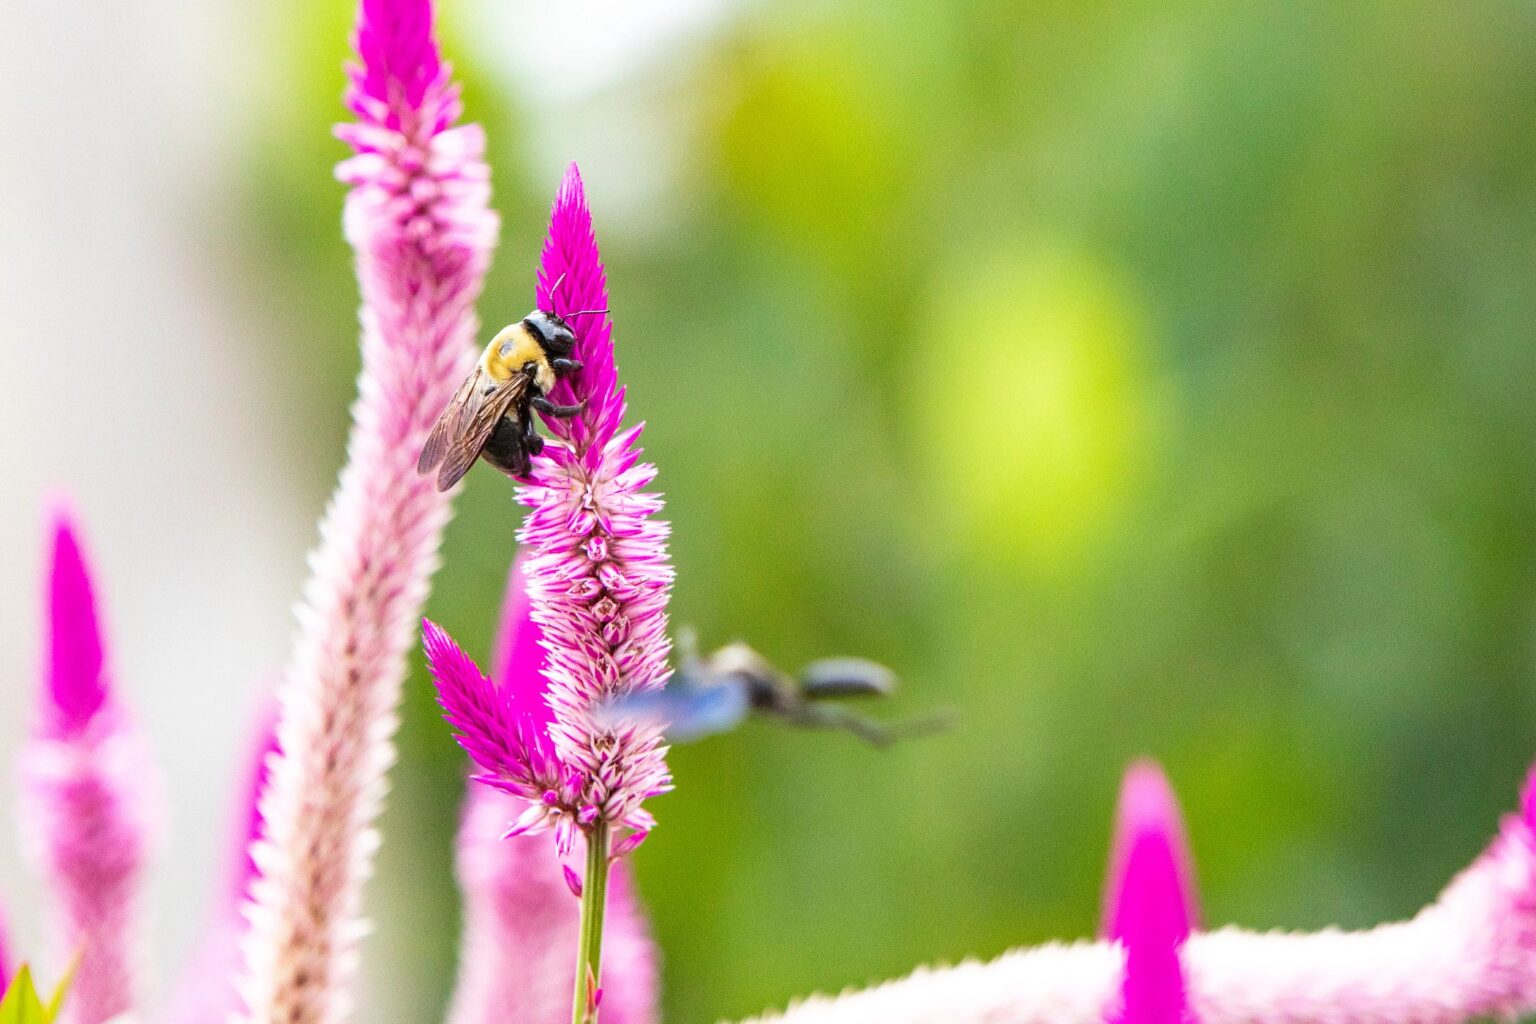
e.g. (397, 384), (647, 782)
(602, 680), (753, 743)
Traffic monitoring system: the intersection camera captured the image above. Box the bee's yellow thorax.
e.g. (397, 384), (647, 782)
(482, 324), (549, 384)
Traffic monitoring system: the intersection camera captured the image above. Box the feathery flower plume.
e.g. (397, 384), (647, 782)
(735, 764), (1536, 1024)
(517, 162), (674, 847)
(1101, 761), (1198, 1024)
(439, 559), (660, 1024)
(237, 0), (497, 1020)
(425, 164), (671, 1022)
(19, 505), (155, 1024)
(163, 701), (278, 1024)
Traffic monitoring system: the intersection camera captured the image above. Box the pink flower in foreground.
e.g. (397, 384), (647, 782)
(424, 163), (672, 852)
(735, 764), (1536, 1024)
(237, 0), (497, 1020)
(163, 701), (279, 1024)
(445, 560), (658, 1024)
(19, 505), (156, 1024)
(0, 908), (12, 990)
(1101, 761), (1198, 1024)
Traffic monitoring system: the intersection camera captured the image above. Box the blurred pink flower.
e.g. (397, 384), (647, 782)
(162, 700), (278, 1024)
(1102, 761), (1198, 1024)
(236, 0), (497, 1019)
(19, 505), (156, 1024)
(735, 764), (1536, 1024)
(0, 907), (12, 990)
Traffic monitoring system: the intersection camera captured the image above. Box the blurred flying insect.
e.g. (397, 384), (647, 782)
(417, 300), (603, 490)
(602, 632), (950, 747)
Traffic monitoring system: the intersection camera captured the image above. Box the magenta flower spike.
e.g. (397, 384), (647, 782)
(424, 166), (671, 1021)
(444, 558), (659, 1024)
(19, 505), (155, 1024)
(1101, 761), (1199, 1024)
(735, 764), (1536, 1024)
(518, 162), (675, 848)
(236, 0), (497, 1020)
(163, 701), (279, 1024)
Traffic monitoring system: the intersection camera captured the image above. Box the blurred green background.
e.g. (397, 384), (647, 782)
(250, 0), (1536, 1020)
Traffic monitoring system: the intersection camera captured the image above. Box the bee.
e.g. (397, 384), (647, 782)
(417, 306), (601, 491)
(601, 631), (951, 747)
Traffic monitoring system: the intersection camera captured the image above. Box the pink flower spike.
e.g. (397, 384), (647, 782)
(237, 0), (498, 1020)
(42, 502), (109, 738)
(518, 163), (674, 841)
(21, 504), (156, 1024)
(163, 699), (279, 1024)
(1102, 761), (1199, 1024)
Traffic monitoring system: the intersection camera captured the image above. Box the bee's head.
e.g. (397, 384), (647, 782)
(523, 310), (577, 358)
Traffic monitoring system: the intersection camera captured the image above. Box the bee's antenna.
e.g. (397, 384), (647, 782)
(544, 272), (567, 308)
(562, 307), (609, 319)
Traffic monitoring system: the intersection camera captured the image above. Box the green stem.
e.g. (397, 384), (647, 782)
(572, 823), (612, 1024)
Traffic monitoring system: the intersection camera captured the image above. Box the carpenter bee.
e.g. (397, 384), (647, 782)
(417, 306), (601, 491)
(601, 632), (950, 747)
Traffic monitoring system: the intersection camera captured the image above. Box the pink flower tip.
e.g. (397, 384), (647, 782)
(563, 864), (583, 898)
(537, 162), (621, 449)
(42, 501), (111, 738)
(1103, 760), (1200, 1024)
(347, 0), (446, 128)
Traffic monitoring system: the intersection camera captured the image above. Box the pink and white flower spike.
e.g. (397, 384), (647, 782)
(236, 0), (497, 1020)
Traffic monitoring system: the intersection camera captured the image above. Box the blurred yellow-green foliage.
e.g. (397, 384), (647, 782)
(244, 0), (1536, 1019)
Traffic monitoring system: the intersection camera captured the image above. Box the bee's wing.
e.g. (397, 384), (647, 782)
(418, 372), (481, 477)
(798, 658), (897, 699)
(600, 679), (753, 744)
(430, 373), (531, 492)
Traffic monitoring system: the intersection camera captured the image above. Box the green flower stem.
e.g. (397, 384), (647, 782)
(572, 823), (612, 1024)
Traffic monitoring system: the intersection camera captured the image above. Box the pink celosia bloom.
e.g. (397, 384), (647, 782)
(424, 164), (672, 854)
(446, 559), (658, 1024)
(520, 162), (674, 847)
(19, 506), (155, 1024)
(735, 766), (1536, 1024)
(236, 0), (497, 1019)
(1101, 761), (1198, 1024)
(163, 701), (278, 1024)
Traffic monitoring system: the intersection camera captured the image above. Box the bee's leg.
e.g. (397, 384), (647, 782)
(532, 395), (587, 418)
(774, 701), (952, 747)
(551, 358), (583, 377)
(480, 415), (531, 478)
(520, 408), (545, 456)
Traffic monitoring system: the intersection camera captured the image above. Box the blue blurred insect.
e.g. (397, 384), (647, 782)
(600, 631), (948, 746)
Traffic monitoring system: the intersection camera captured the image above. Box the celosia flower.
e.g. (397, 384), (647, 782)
(423, 163), (673, 852)
(1101, 761), (1198, 1024)
(735, 764), (1536, 1024)
(444, 560), (659, 1024)
(236, 0), (497, 1019)
(163, 701), (278, 1024)
(19, 505), (155, 1024)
